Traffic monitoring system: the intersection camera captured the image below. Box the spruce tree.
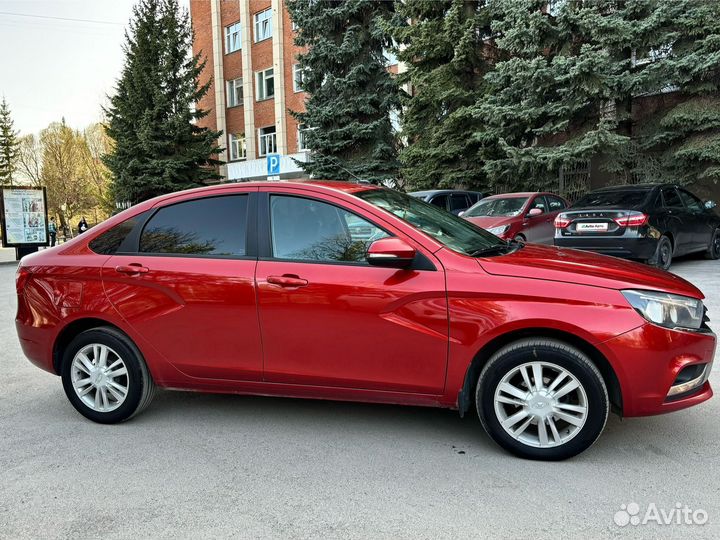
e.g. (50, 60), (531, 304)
(0, 97), (20, 186)
(390, 0), (495, 190)
(288, 0), (400, 183)
(104, 0), (222, 203)
(475, 0), (632, 190)
(640, 0), (720, 187)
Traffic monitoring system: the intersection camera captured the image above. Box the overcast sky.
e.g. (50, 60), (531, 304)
(0, 0), (189, 136)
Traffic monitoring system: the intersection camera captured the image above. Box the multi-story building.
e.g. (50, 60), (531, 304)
(189, 0), (313, 182)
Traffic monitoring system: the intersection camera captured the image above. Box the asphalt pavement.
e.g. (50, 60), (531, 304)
(0, 258), (718, 539)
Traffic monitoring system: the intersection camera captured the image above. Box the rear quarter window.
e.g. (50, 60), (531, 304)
(88, 216), (141, 255)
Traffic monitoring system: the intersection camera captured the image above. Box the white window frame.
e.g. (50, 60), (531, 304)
(258, 126), (277, 157)
(254, 8), (273, 42)
(297, 124), (312, 151)
(229, 133), (247, 161)
(255, 68), (275, 101)
(225, 22), (241, 54)
(226, 78), (243, 107)
(292, 64), (306, 93)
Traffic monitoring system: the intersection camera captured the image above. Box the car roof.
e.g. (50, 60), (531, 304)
(591, 184), (663, 192)
(484, 192), (547, 199)
(408, 189), (483, 196)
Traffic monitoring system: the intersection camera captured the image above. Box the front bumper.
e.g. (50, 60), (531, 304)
(554, 236), (658, 260)
(600, 323), (716, 417)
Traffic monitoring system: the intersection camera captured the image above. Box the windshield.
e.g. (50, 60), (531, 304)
(355, 189), (505, 256)
(573, 190), (651, 208)
(465, 197), (528, 217)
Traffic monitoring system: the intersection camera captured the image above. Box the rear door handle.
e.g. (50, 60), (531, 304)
(267, 275), (308, 288)
(115, 264), (149, 275)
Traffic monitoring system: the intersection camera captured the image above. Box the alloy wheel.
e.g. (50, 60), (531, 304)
(70, 344), (129, 412)
(493, 361), (588, 448)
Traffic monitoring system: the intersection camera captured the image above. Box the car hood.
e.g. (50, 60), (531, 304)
(476, 244), (704, 298)
(465, 216), (516, 229)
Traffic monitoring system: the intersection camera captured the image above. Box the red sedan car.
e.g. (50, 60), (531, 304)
(15, 181), (715, 460)
(462, 192), (568, 243)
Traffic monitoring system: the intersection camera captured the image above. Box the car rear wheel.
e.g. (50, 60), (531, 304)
(649, 235), (673, 270)
(61, 327), (155, 423)
(476, 338), (609, 460)
(705, 228), (720, 260)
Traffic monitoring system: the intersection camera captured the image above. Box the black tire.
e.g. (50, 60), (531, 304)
(476, 338), (609, 461)
(705, 228), (720, 260)
(649, 235), (673, 270)
(61, 326), (155, 423)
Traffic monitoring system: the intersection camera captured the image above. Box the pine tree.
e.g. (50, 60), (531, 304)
(288, 0), (400, 183)
(390, 0), (496, 190)
(104, 0), (222, 203)
(0, 97), (20, 186)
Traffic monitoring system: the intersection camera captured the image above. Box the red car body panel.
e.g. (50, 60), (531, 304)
(15, 181), (715, 418)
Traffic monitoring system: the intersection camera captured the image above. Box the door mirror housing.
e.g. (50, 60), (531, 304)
(458, 211), (465, 217)
(705, 200), (717, 210)
(527, 208), (543, 217)
(366, 237), (416, 269)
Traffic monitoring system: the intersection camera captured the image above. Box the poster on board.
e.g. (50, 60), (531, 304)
(0, 187), (49, 248)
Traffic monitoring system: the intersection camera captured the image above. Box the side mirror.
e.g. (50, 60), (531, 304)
(705, 200), (717, 210)
(527, 208), (543, 217)
(458, 211), (465, 217)
(366, 237), (416, 269)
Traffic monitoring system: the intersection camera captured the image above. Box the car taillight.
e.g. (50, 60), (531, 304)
(15, 265), (32, 294)
(554, 214), (571, 228)
(614, 212), (649, 227)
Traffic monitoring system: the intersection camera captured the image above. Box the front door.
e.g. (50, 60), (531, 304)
(523, 196), (554, 243)
(255, 191), (449, 394)
(102, 193), (263, 381)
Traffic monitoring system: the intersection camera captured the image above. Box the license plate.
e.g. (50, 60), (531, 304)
(576, 222), (608, 232)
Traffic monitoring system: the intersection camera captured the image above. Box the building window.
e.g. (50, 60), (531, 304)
(258, 126), (277, 156)
(226, 78), (243, 107)
(225, 22), (241, 54)
(256, 68), (275, 101)
(254, 8), (273, 42)
(293, 64), (306, 93)
(229, 133), (246, 161)
(297, 124), (311, 151)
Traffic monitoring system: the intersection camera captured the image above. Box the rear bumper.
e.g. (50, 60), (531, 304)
(600, 323), (716, 417)
(554, 236), (658, 259)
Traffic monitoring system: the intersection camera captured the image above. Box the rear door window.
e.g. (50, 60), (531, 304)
(139, 195), (248, 257)
(661, 188), (684, 209)
(449, 194), (469, 211)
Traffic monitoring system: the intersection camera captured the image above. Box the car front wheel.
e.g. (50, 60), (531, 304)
(476, 338), (609, 460)
(61, 327), (155, 423)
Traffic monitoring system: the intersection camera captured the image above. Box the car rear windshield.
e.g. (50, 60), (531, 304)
(355, 189), (504, 256)
(573, 190), (651, 208)
(464, 197), (528, 218)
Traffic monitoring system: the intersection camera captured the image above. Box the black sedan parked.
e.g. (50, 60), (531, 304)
(554, 184), (720, 269)
(409, 189), (486, 215)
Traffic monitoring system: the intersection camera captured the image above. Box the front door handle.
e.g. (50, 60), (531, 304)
(115, 264), (149, 275)
(267, 274), (308, 288)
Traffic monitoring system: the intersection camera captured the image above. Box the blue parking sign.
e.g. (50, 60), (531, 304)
(267, 154), (281, 175)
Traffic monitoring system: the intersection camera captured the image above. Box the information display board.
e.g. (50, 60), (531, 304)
(0, 186), (49, 248)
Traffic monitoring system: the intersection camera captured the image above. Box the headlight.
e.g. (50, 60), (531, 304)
(486, 225), (509, 236)
(622, 290), (704, 330)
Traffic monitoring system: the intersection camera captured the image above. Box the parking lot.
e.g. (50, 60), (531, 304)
(0, 258), (718, 539)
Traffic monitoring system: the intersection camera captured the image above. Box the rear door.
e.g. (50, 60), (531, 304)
(677, 188), (714, 252)
(102, 191), (263, 381)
